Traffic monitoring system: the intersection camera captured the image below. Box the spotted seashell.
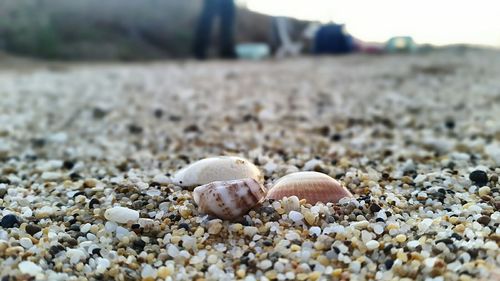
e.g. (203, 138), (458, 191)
(193, 178), (267, 220)
(171, 156), (262, 187)
(266, 171), (353, 204)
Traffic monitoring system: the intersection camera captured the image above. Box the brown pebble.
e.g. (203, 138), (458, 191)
(490, 174), (498, 183)
(477, 215), (491, 226)
(26, 224), (42, 236)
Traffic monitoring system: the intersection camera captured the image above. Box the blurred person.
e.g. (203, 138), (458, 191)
(193, 0), (236, 59)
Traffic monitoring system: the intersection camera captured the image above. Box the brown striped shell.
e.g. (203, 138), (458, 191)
(193, 178), (267, 220)
(266, 171), (353, 204)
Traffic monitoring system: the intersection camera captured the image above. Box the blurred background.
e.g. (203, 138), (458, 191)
(0, 0), (498, 61)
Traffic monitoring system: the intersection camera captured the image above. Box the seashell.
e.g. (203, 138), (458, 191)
(193, 178), (267, 220)
(266, 171), (353, 204)
(171, 156), (262, 187)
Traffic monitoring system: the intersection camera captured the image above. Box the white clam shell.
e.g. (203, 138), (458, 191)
(193, 178), (267, 220)
(171, 156), (262, 187)
(266, 171), (353, 204)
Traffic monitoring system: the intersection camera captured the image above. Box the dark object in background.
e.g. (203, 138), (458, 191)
(313, 24), (354, 55)
(469, 170), (488, 186)
(193, 0), (236, 59)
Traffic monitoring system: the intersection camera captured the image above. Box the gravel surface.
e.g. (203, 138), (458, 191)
(0, 50), (500, 280)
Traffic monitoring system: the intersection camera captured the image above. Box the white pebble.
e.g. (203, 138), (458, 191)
(243, 226), (258, 237)
(285, 231), (300, 241)
(95, 258), (110, 274)
(18, 261), (42, 275)
(303, 159), (323, 171)
(104, 221), (117, 232)
(80, 223), (91, 233)
(366, 240), (380, 250)
(349, 261), (361, 273)
(104, 206), (139, 224)
(484, 241), (498, 250)
(258, 260), (273, 270)
(309, 226), (321, 237)
(373, 224), (384, 235)
(288, 211), (304, 222)
(115, 226), (130, 239)
(407, 240), (420, 249)
(418, 218), (433, 232)
(167, 245), (179, 257)
(19, 237), (33, 249)
(41, 172), (62, 181)
(414, 174), (426, 184)
(141, 264), (157, 278)
(153, 174), (171, 185)
(67, 249), (86, 264)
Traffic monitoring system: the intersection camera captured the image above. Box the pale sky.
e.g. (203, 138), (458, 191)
(241, 0), (500, 47)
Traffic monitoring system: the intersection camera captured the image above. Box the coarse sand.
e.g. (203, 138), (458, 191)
(0, 50), (500, 280)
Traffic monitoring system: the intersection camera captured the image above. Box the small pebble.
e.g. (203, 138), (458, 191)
(207, 220), (223, 235)
(19, 237), (33, 249)
(104, 206), (139, 224)
(18, 261), (42, 275)
(25, 224), (42, 236)
(478, 186), (491, 197)
(396, 234), (407, 243)
(1, 214), (19, 228)
(289, 211), (304, 222)
(366, 240), (380, 250)
(477, 215), (490, 226)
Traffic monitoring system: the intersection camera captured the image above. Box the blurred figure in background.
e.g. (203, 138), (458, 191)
(193, 0), (236, 59)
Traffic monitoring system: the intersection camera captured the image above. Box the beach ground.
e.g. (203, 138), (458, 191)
(0, 50), (499, 280)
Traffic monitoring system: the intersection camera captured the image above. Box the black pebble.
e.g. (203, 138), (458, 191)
(69, 172), (82, 181)
(133, 239), (146, 250)
(1, 214), (19, 228)
(383, 244), (394, 254)
(31, 138), (46, 147)
(262, 240), (273, 246)
(153, 109), (164, 118)
(330, 133), (342, 141)
(451, 233), (463, 240)
(70, 224), (81, 232)
(369, 203), (382, 213)
(92, 107), (108, 119)
(88, 198), (99, 208)
(384, 259), (394, 270)
(469, 170), (488, 186)
(178, 223), (190, 231)
(49, 245), (65, 256)
(128, 124), (143, 134)
(184, 124), (199, 133)
(72, 191), (86, 198)
(169, 115), (181, 122)
(241, 217), (254, 226)
(435, 238), (453, 244)
(92, 248), (102, 256)
(445, 119), (455, 129)
(240, 256), (250, 265)
(0, 178), (10, 184)
(26, 224), (42, 236)
(260, 207), (276, 215)
(63, 160), (75, 170)
(468, 248), (479, 259)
